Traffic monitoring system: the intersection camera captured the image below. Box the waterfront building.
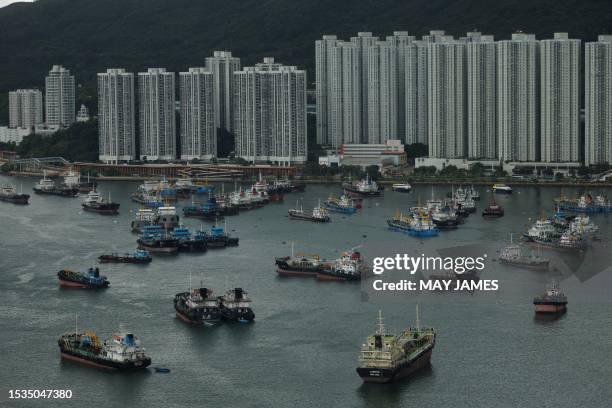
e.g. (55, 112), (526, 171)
(466, 33), (497, 160)
(233, 58), (307, 164)
(315, 35), (339, 145)
(8, 89), (43, 129)
(138, 68), (176, 161)
(585, 35), (612, 166)
(179, 68), (216, 161)
(45, 65), (75, 127)
(497, 33), (540, 162)
(205, 51), (241, 133)
(97, 69), (136, 163)
(540, 33), (581, 163)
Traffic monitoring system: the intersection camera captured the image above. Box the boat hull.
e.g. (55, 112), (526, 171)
(357, 347), (433, 383)
(82, 204), (120, 215)
(534, 303), (567, 314)
(0, 195), (30, 204)
(60, 350), (151, 371)
(276, 267), (318, 277)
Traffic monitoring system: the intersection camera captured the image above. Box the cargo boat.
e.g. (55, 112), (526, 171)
(57, 267), (109, 288)
(58, 326), (151, 370)
(182, 198), (224, 220)
(98, 250), (152, 264)
(324, 195), (357, 214)
(201, 224), (239, 248)
(275, 247), (326, 277)
(317, 248), (364, 281)
(82, 190), (120, 215)
(219, 288), (255, 323)
(498, 236), (549, 271)
(408, 209), (439, 237)
(174, 287), (221, 325)
(387, 211), (412, 233)
(288, 200), (330, 222)
(154, 206), (180, 230)
(533, 282), (567, 314)
(0, 184), (29, 204)
(356, 309), (435, 383)
(431, 207), (460, 229)
(343, 176), (382, 197)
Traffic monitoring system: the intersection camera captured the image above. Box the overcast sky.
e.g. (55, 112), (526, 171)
(0, 0), (33, 8)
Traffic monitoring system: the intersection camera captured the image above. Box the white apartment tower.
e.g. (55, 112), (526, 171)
(9, 89), (43, 129)
(315, 35), (338, 145)
(97, 69), (135, 163)
(205, 51), (241, 133)
(585, 35), (612, 166)
(539, 33), (581, 163)
(497, 33), (540, 162)
(466, 33), (497, 159)
(138, 68), (176, 161)
(386, 32), (415, 141)
(233, 58), (307, 164)
(45, 65), (75, 127)
(351, 32), (379, 143)
(179, 68), (216, 161)
(367, 41), (398, 144)
(427, 38), (467, 158)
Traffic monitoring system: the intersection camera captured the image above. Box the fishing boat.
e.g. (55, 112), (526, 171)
(98, 250), (152, 264)
(324, 195), (357, 214)
(218, 288), (255, 323)
(482, 198), (504, 218)
(317, 248), (365, 281)
(524, 219), (560, 244)
(467, 185), (480, 201)
(57, 267), (109, 289)
(391, 183), (412, 193)
(130, 191), (164, 208)
(182, 197), (224, 220)
(557, 229), (588, 250)
(492, 184), (513, 194)
(81, 190), (120, 215)
(0, 184), (29, 204)
(343, 175), (382, 197)
(288, 200), (330, 222)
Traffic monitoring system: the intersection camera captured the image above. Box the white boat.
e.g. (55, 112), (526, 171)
(492, 184), (513, 194)
(391, 183), (412, 193)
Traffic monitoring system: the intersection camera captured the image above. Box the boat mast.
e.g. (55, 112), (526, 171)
(416, 304), (420, 333)
(291, 241), (294, 257)
(376, 310), (385, 335)
(75, 313), (78, 336)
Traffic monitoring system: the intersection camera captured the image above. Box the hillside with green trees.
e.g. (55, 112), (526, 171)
(1, 0), (611, 123)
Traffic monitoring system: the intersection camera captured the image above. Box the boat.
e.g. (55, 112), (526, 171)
(524, 219), (561, 244)
(482, 198), (504, 218)
(288, 200), (330, 222)
(77, 174), (98, 193)
(130, 208), (156, 233)
(81, 190), (120, 215)
(130, 191), (164, 208)
(467, 185), (480, 201)
(58, 326), (151, 370)
(391, 183), (412, 193)
(98, 250), (152, 264)
(343, 175), (382, 197)
(271, 178), (305, 193)
(431, 207), (460, 229)
(218, 288), (255, 323)
(499, 236), (549, 271)
(174, 177), (195, 197)
(275, 245), (325, 277)
(356, 308), (436, 383)
(317, 248), (365, 281)
(492, 184), (513, 194)
(201, 223), (239, 248)
(174, 287), (221, 325)
(154, 206), (180, 230)
(533, 282), (567, 314)
(569, 214), (599, 236)
(182, 197), (224, 220)
(229, 188), (265, 210)
(324, 195), (357, 214)
(408, 209), (439, 237)
(557, 229), (588, 250)
(171, 225), (207, 252)
(0, 184), (29, 204)
(137, 225), (180, 254)
(33, 171), (79, 197)
(387, 210), (412, 233)
(57, 267), (109, 289)
(155, 367), (171, 373)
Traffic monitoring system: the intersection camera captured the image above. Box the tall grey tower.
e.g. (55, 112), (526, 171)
(138, 68), (176, 161)
(9, 89), (43, 129)
(179, 68), (216, 161)
(351, 32), (379, 143)
(45, 65), (75, 127)
(315, 35), (338, 145)
(97, 69), (135, 163)
(540, 33), (581, 163)
(205, 51), (241, 133)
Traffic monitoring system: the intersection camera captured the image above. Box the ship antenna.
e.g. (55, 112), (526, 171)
(416, 304), (420, 333)
(189, 271), (192, 293)
(377, 310), (385, 335)
(75, 313), (78, 336)
(291, 241), (294, 257)
(510, 233), (513, 244)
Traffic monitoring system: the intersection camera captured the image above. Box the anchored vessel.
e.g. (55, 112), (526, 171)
(492, 184), (513, 194)
(201, 224), (239, 248)
(324, 195), (357, 214)
(482, 198), (504, 218)
(343, 176), (382, 197)
(408, 209), (439, 237)
(137, 225), (180, 254)
(82, 190), (120, 215)
(317, 248), (365, 281)
(174, 287), (221, 325)
(288, 200), (330, 222)
(499, 236), (549, 271)
(33, 172), (79, 197)
(57, 267), (109, 288)
(131, 208), (156, 233)
(58, 327), (151, 370)
(219, 288), (255, 323)
(275, 252), (325, 277)
(170, 225), (207, 252)
(356, 309), (436, 383)
(533, 282), (567, 314)
(98, 250), (152, 264)
(0, 184), (29, 204)
(391, 183), (412, 193)
(387, 211), (413, 233)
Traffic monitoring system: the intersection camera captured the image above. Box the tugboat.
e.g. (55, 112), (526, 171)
(275, 245), (325, 277)
(81, 190), (120, 215)
(0, 184), (30, 204)
(137, 225), (180, 254)
(499, 236), (549, 271)
(533, 282), (567, 314)
(33, 171), (79, 197)
(343, 175), (382, 197)
(391, 183), (412, 193)
(58, 326), (151, 370)
(174, 287), (221, 325)
(492, 184), (513, 194)
(356, 308), (436, 383)
(57, 267), (110, 288)
(317, 248), (364, 281)
(130, 208), (156, 233)
(288, 200), (330, 222)
(218, 288), (255, 323)
(324, 195), (357, 214)
(98, 250), (152, 264)
(482, 197), (504, 218)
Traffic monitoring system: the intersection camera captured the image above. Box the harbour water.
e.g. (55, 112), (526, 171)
(1, 174), (612, 407)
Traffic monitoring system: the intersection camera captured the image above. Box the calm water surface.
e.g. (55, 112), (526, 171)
(1, 174), (611, 407)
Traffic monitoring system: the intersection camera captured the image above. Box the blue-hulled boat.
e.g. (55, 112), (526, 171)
(324, 195), (357, 214)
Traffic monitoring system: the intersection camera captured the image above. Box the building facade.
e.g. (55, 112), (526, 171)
(179, 68), (216, 161)
(585, 35), (612, 166)
(97, 69), (136, 163)
(233, 58), (307, 164)
(138, 68), (176, 161)
(8, 89), (43, 129)
(45, 65), (75, 127)
(205, 51), (241, 133)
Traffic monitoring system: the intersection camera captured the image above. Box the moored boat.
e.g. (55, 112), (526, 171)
(0, 184), (29, 204)
(275, 246), (326, 277)
(482, 198), (504, 218)
(174, 287), (221, 325)
(391, 183), (412, 193)
(324, 195), (357, 214)
(317, 248), (365, 281)
(343, 175), (382, 197)
(137, 225), (180, 254)
(499, 236), (549, 271)
(218, 288), (255, 323)
(533, 282), (567, 314)
(81, 190), (120, 215)
(131, 208), (156, 233)
(98, 250), (152, 264)
(492, 184), (513, 194)
(33, 172), (79, 197)
(57, 267), (109, 288)
(288, 200), (330, 222)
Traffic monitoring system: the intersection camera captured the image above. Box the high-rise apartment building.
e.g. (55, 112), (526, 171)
(45, 65), (75, 127)
(179, 68), (216, 161)
(205, 51), (241, 133)
(8, 89), (43, 129)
